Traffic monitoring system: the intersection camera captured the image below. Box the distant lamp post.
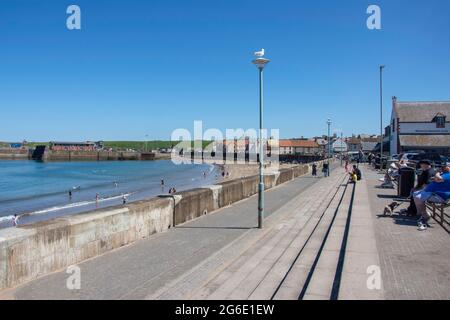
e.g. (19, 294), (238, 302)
(340, 132), (343, 167)
(145, 134), (149, 152)
(327, 119), (332, 177)
(379, 65), (385, 162)
(252, 48), (270, 229)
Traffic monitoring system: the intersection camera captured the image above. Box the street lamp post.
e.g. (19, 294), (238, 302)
(327, 119), (332, 177)
(252, 49), (270, 229)
(340, 132), (343, 167)
(145, 134), (149, 152)
(380, 65), (385, 165)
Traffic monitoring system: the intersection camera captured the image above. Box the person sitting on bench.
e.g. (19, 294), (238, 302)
(400, 160), (436, 217)
(413, 165), (450, 231)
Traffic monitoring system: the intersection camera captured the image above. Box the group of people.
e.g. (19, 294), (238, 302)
(398, 160), (450, 231)
(311, 162), (330, 177)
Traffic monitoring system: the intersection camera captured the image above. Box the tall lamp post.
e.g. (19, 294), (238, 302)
(252, 49), (270, 229)
(327, 118), (332, 177)
(145, 134), (149, 152)
(379, 65), (385, 165)
(340, 131), (343, 167)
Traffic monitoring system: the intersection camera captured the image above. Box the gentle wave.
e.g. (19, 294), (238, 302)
(21, 193), (134, 217)
(0, 215), (14, 223)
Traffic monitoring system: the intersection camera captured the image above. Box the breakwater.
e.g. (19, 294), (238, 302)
(0, 149), (30, 160)
(0, 161), (329, 290)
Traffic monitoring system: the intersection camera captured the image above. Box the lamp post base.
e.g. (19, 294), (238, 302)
(258, 182), (264, 229)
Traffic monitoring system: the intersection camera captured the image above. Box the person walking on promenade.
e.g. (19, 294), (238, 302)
(344, 160), (349, 173)
(322, 162), (329, 177)
(312, 163), (317, 177)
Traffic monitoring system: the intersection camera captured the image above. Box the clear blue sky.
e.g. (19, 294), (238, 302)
(1, 0), (449, 141)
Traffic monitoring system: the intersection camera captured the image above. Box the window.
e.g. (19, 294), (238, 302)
(436, 116), (445, 128)
(433, 113), (446, 128)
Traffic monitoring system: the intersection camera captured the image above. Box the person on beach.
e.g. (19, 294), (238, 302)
(122, 194), (127, 204)
(96, 193), (100, 202)
(12, 214), (19, 227)
(161, 179), (165, 187)
(69, 190), (72, 199)
(312, 163), (317, 177)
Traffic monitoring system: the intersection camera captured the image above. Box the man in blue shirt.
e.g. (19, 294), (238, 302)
(413, 165), (450, 231)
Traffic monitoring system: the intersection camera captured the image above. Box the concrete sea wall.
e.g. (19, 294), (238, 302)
(0, 149), (30, 160)
(0, 161), (327, 290)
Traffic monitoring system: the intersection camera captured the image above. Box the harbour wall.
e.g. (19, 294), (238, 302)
(0, 149), (30, 160)
(0, 161), (328, 290)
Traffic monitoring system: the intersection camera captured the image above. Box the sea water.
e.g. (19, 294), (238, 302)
(0, 160), (218, 228)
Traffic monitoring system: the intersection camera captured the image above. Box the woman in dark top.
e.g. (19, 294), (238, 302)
(403, 160), (436, 216)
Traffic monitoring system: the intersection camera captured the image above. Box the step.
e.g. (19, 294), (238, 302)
(271, 183), (349, 300)
(302, 183), (354, 300)
(191, 174), (347, 300)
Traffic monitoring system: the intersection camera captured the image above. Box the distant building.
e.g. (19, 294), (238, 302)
(332, 138), (348, 153)
(347, 138), (361, 152)
(390, 97), (450, 155)
(49, 141), (97, 151)
(279, 140), (320, 155)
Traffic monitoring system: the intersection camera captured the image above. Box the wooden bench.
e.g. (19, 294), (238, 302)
(426, 198), (450, 232)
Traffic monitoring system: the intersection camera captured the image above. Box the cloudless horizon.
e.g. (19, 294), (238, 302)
(1, 0), (449, 141)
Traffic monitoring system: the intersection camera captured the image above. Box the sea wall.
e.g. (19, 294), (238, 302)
(0, 160), (329, 290)
(0, 149), (30, 160)
(43, 150), (141, 161)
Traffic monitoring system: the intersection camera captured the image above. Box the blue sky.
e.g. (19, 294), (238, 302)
(1, 0), (449, 141)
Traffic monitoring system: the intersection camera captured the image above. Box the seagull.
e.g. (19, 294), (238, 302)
(254, 48), (265, 58)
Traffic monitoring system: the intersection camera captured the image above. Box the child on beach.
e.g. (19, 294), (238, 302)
(12, 214), (19, 227)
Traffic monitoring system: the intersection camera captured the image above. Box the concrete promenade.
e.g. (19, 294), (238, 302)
(1, 164), (449, 300)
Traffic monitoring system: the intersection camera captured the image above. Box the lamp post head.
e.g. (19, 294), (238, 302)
(380, 65), (385, 70)
(252, 49), (270, 70)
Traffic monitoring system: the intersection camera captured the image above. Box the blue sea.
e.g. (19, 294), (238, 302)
(0, 160), (218, 228)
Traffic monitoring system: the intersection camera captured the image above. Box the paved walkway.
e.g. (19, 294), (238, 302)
(364, 165), (450, 300)
(2, 164), (449, 300)
(1, 166), (338, 300)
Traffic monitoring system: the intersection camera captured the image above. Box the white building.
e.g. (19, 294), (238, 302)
(390, 97), (450, 155)
(332, 138), (348, 153)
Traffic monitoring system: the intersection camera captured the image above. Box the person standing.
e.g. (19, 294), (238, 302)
(322, 162), (329, 177)
(312, 163), (317, 177)
(12, 214), (19, 227)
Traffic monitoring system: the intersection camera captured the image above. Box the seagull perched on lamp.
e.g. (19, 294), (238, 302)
(254, 48), (265, 57)
(252, 49), (270, 70)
